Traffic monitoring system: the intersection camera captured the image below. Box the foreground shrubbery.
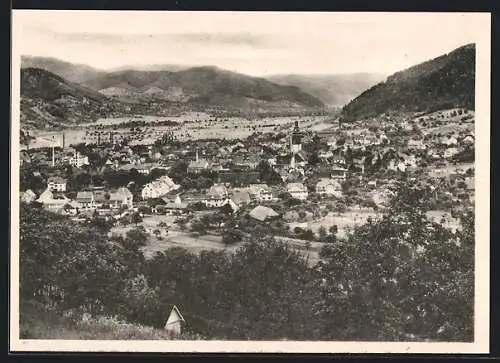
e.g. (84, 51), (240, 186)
(20, 301), (204, 340)
(19, 178), (474, 341)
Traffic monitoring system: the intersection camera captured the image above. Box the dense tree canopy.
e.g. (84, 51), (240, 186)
(19, 175), (474, 341)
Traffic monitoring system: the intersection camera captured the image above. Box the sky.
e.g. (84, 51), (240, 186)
(12, 11), (487, 77)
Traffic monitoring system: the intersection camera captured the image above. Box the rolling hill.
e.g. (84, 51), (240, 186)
(20, 67), (118, 129)
(267, 73), (387, 107)
(21, 57), (325, 109)
(83, 66), (325, 108)
(340, 44), (476, 122)
(21, 56), (106, 86)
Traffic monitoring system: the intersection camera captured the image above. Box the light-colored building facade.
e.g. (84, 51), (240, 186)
(286, 182), (308, 200)
(47, 176), (67, 192)
(69, 151), (90, 168)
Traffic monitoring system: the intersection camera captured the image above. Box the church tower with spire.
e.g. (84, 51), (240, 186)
(290, 120), (302, 154)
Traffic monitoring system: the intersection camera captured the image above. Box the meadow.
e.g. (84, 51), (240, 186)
(25, 114), (331, 148)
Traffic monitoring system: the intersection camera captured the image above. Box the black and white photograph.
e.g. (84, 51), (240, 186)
(10, 11), (490, 353)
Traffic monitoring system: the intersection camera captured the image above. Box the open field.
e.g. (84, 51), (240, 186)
(25, 114), (331, 148)
(288, 209), (381, 239)
(90, 112), (212, 126)
(425, 210), (460, 232)
(110, 214), (325, 264)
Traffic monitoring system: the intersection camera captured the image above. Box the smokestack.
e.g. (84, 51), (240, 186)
(62, 132), (65, 148)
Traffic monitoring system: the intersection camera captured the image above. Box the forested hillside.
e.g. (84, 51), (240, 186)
(341, 44), (475, 121)
(20, 68), (120, 129)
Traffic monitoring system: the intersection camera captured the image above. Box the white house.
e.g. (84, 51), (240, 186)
(286, 182), (308, 200)
(69, 151), (90, 168)
(247, 184), (274, 202)
(330, 165), (347, 182)
(47, 176), (67, 192)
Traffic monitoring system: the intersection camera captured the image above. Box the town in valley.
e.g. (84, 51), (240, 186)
(15, 11), (479, 344)
(21, 105), (474, 263)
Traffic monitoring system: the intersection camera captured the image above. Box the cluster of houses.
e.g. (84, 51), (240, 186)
(21, 112), (475, 227)
(22, 183), (134, 216)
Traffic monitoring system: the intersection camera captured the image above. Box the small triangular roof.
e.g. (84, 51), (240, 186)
(165, 305), (185, 327)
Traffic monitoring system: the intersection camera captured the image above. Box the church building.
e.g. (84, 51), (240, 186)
(277, 121), (309, 169)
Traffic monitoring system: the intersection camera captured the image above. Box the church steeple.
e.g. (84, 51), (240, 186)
(290, 120), (302, 154)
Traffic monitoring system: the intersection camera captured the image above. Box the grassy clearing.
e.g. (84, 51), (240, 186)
(288, 210), (381, 239)
(19, 301), (194, 340)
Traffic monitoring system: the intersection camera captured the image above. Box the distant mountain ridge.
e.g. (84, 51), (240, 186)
(83, 65), (325, 108)
(340, 44), (476, 121)
(21, 56), (106, 86)
(21, 56), (325, 108)
(267, 73), (387, 107)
